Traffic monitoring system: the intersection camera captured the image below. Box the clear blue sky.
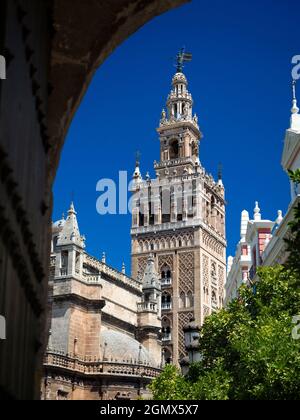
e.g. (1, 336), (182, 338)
(53, 0), (300, 273)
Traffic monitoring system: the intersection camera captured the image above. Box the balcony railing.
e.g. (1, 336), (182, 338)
(137, 302), (157, 313)
(162, 334), (172, 342)
(60, 268), (68, 276)
(161, 277), (172, 287)
(44, 351), (161, 379)
(162, 303), (172, 311)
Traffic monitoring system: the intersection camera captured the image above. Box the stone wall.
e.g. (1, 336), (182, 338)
(0, 0), (188, 399)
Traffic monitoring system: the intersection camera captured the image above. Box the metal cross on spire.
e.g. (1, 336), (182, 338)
(292, 79), (297, 99)
(135, 150), (141, 167)
(176, 47), (192, 73)
(218, 163), (223, 181)
(292, 79), (299, 114)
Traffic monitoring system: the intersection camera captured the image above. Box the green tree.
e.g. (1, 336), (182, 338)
(149, 364), (191, 400)
(285, 169), (300, 277)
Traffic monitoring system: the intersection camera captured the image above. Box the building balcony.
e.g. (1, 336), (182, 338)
(162, 303), (172, 311)
(60, 268), (68, 276)
(44, 351), (161, 379)
(161, 277), (172, 287)
(137, 302), (157, 313)
(154, 157), (194, 170)
(162, 334), (172, 342)
(83, 273), (101, 283)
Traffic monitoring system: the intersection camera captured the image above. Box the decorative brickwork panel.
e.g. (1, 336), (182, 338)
(158, 254), (174, 272)
(218, 265), (225, 302)
(137, 257), (148, 281)
(202, 231), (224, 257)
(178, 252), (194, 294)
(202, 255), (209, 288)
(139, 232), (194, 253)
(203, 305), (210, 321)
(178, 312), (193, 360)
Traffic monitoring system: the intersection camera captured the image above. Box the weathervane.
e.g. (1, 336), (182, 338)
(292, 79), (297, 100)
(176, 47), (192, 73)
(218, 163), (223, 181)
(135, 150), (141, 167)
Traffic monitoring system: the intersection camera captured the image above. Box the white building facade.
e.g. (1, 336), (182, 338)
(226, 81), (300, 304)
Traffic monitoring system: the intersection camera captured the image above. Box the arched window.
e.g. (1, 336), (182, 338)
(162, 292), (172, 310)
(186, 291), (194, 308)
(161, 265), (172, 286)
(162, 318), (172, 343)
(179, 292), (186, 309)
(53, 235), (58, 251)
(212, 291), (217, 308)
(169, 139), (179, 159)
(163, 348), (172, 364)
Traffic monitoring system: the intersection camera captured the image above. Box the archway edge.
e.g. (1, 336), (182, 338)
(48, 0), (190, 182)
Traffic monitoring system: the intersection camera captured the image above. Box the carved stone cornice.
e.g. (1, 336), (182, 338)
(53, 293), (105, 311)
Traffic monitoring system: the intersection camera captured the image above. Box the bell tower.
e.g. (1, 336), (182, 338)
(131, 50), (227, 365)
(158, 68), (201, 173)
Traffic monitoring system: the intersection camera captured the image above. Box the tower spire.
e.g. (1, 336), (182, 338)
(132, 151), (143, 191)
(57, 202), (85, 248)
(292, 79), (299, 114)
(290, 79), (300, 131)
(217, 163), (224, 187)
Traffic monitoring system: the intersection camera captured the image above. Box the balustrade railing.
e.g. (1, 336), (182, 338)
(161, 277), (172, 287)
(162, 334), (172, 342)
(44, 351), (161, 379)
(137, 302), (157, 312)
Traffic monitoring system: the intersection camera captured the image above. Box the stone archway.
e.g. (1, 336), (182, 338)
(0, 0), (188, 400)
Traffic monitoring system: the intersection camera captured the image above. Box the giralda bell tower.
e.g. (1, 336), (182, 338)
(131, 50), (227, 365)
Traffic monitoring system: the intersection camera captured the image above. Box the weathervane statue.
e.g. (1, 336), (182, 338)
(176, 47), (192, 73)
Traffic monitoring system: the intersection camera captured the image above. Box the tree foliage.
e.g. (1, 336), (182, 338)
(151, 171), (300, 400)
(285, 169), (300, 277)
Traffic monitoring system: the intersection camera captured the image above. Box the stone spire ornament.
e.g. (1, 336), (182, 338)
(276, 210), (283, 225)
(133, 151), (142, 180)
(291, 80), (299, 114)
(254, 201), (261, 221)
(291, 79), (300, 131)
(217, 163), (224, 187)
(57, 202), (85, 248)
(240, 210), (250, 240)
(142, 254), (160, 291)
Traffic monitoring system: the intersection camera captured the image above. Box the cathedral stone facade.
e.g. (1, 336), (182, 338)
(131, 70), (227, 364)
(42, 204), (162, 400)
